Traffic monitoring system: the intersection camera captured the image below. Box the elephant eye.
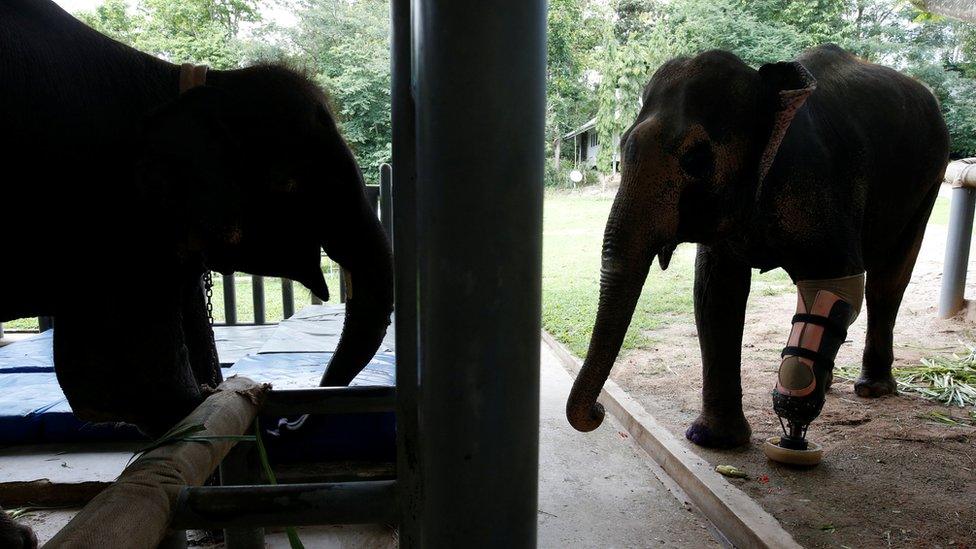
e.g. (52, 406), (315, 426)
(679, 142), (714, 180)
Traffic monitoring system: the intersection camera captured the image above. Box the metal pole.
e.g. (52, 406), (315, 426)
(339, 268), (347, 303)
(380, 163), (393, 240)
(415, 1), (544, 546)
(173, 481), (397, 529)
(219, 442), (265, 548)
(223, 274), (237, 325)
(311, 260), (323, 306)
(251, 275), (265, 325)
(38, 316), (53, 332)
(282, 278), (295, 319)
(157, 530), (188, 549)
(263, 386), (396, 416)
(391, 0), (422, 544)
(939, 186), (976, 317)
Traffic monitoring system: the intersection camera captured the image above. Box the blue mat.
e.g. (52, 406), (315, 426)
(0, 331), (396, 461)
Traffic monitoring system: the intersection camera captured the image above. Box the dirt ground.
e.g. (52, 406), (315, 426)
(612, 209), (976, 548)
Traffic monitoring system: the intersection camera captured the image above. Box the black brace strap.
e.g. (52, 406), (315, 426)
(791, 313), (847, 338)
(781, 345), (834, 368)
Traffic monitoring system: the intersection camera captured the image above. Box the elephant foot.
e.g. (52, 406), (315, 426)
(0, 513), (37, 549)
(685, 412), (751, 448)
(854, 374), (897, 398)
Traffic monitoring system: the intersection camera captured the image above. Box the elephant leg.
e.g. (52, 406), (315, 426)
(0, 510), (37, 549)
(858, 203), (933, 397)
(685, 244), (752, 448)
(54, 282), (204, 438)
(181, 276), (223, 389)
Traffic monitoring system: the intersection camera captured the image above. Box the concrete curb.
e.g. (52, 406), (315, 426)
(542, 331), (801, 549)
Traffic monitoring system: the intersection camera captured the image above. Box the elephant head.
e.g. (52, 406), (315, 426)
(137, 64), (394, 388)
(566, 51), (816, 432)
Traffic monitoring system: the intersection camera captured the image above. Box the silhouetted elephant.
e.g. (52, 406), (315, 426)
(566, 45), (948, 452)
(1, 1), (393, 545)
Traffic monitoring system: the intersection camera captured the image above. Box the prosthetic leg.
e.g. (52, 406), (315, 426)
(764, 273), (864, 466)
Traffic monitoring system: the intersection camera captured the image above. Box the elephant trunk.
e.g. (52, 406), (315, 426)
(566, 184), (676, 432)
(319, 189), (395, 387)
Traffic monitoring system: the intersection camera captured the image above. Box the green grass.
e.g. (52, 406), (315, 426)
(542, 191), (795, 358)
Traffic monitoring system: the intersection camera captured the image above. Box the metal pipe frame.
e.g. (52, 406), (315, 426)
(37, 316), (53, 332)
(281, 278), (295, 319)
(171, 481), (398, 530)
(219, 441), (266, 547)
(413, 1), (545, 546)
(390, 0), (422, 544)
(251, 275), (266, 324)
(263, 386), (396, 417)
(223, 273), (238, 325)
(939, 186), (976, 317)
(379, 163), (393, 240)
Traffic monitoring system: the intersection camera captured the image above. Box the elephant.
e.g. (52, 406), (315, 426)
(565, 45), (948, 452)
(1, 1), (393, 545)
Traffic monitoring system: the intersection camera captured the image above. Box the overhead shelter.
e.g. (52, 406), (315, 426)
(912, 0), (976, 22)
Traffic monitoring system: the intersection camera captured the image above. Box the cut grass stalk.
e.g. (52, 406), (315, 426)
(836, 343), (976, 408)
(254, 418), (304, 549)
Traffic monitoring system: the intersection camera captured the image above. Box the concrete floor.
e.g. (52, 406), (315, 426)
(5, 343), (721, 547)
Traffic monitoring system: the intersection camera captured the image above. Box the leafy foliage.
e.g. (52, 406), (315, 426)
(77, 0), (260, 69)
(286, 0), (392, 174)
(75, 0), (976, 169)
(590, 0), (976, 161)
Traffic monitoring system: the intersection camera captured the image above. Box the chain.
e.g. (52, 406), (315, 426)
(203, 270), (220, 385)
(204, 270), (215, 326)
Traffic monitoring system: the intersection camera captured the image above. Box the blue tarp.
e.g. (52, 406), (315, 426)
(0, 329), (396, 460)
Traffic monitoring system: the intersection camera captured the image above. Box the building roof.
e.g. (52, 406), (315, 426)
(912, 0), (976, 22)
(562, 117), (597, 140)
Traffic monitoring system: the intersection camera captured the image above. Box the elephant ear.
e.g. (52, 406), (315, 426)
(756, 61), (817, 185)
(135, 86), (244, 250)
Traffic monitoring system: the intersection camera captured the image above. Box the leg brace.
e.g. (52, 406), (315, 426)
(773, 273), (864, 429)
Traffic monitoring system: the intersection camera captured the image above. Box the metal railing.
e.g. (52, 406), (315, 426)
(0, 170), (392, 336)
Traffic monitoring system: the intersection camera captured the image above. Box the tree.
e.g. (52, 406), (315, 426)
(287, 0), (392, 175)
(547, 0), (603, 175)
(76, 0), (263, 69)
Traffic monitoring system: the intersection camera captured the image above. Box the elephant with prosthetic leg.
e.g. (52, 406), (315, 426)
(565, 45), (948, 464)
(0, 1), (393, 545)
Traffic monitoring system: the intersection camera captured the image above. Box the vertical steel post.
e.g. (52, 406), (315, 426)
(380, 163), (394, 240)
(939, 186), (976, 317)
(311, 261), (324, 306)
(223, 274), (237, 325)
(281, 278), (295, 320)
(219, 442), (265, 548)
(391, 0), (422, 544)
(251, 275), (265, 325)
(415, 1), (545, 546)
(157, 530), (188, 549)
(38, 316), (53, 332)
